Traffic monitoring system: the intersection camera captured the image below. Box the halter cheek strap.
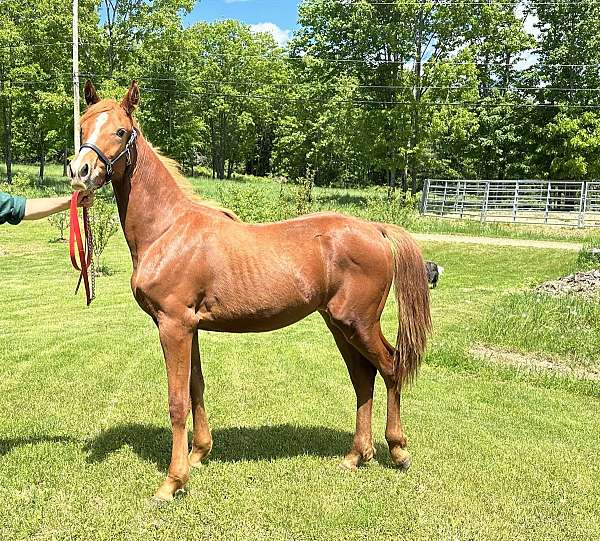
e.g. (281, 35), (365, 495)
(79, 129), (138, 184)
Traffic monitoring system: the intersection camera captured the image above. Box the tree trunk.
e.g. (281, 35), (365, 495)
(2, 94), (13, 185)
(410, 4), (424, 194)
(39, 143), (45, 183)
(63, 144), (68, 177)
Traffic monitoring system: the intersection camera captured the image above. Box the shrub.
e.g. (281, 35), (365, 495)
(89, 194), (119, 275)
(361, 188), (420, 227)
(48, 211), (69, 242)
(216, 184), (291, 222)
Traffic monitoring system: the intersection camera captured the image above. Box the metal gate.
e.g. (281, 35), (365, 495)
(421, 179), (600, 227)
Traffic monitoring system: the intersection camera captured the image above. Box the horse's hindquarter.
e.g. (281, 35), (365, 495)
(134, 212), (393, 333)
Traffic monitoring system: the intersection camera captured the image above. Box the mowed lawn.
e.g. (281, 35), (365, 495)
(0, 217), (599, 541)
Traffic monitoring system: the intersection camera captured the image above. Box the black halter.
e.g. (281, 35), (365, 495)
(79, 129), (138, 184)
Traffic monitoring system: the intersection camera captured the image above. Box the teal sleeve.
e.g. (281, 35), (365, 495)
(0, 191), (27, 225)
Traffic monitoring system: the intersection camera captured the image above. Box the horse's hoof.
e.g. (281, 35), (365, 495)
(390, 447), (412, 471)
(153, 476), (187, 502)
(152, 491), (174, 504)
(189, 451), (207, 469)
(339, 460), (358, 472)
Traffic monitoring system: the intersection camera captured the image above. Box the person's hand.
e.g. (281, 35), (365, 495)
(77, 191), (95, 209)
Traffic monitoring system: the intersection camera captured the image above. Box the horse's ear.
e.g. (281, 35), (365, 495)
(84, 80), (100, 106)
(121, 81), (140, 115)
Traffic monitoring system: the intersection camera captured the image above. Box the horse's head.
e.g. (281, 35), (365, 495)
(69, 80), (140, 192)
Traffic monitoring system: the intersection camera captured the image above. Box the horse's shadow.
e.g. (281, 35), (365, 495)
(83, 422), (389, 470)
(0, 435), (75, 457)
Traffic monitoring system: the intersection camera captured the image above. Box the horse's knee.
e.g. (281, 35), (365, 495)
(168, 397), (190, 426)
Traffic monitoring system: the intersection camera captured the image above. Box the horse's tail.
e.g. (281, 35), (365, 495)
(378, 224), (432, 393)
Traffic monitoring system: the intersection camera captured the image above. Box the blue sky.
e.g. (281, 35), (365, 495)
(186, 0), (300, 45)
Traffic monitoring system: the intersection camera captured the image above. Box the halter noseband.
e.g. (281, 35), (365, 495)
(79, 129), (138, 184)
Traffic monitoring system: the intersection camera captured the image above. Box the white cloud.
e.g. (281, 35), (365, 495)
(250, 22), (291, 47)
(513, 2), (540, 70)
(515, 2), (540, 39)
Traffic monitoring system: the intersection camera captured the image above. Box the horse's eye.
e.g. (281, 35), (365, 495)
(116, 128), (126, 138)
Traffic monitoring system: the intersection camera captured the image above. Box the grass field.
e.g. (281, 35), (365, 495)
(1, 195), (599, 540)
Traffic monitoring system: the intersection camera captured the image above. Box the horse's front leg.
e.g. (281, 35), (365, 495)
(154, 317), (194, 502)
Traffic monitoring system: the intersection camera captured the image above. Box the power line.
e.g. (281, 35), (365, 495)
(2, 41), (600, 69)
(4, 74), (599, 109)
(329, 0), (599, 3)
(5, 73), (600, 95)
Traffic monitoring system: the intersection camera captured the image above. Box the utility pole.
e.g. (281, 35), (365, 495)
(72, 0), (80, 152)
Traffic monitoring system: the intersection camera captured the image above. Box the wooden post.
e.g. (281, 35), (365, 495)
(73, 0), (80, 152)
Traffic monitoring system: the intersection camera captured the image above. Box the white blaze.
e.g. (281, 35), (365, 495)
(77, 112), (109, 159)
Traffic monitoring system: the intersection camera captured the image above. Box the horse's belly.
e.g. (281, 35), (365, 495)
(196, 297), (320, 333)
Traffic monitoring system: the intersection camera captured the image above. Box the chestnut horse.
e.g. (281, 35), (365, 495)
(69, 81), (432, 502)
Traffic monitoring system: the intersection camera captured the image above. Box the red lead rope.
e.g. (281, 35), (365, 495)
(69, 192), (95, 306)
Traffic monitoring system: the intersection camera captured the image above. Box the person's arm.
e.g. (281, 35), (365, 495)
(23, 196), (71, 221)
(0, 192), (94, 225)
(23, 193), (94, 220)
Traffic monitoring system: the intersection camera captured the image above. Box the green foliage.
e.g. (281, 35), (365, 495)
(47, 210), (68, 242)
(215, 183), (289, 223)
(89, 193), (119, 275)
(544, 113), (600, 180)
(1, 0), (600, 196)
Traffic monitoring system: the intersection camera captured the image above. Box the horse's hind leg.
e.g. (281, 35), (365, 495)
(322, 314), (377, 471)
(378, 333), (412, 469)
(327, 297), (412, 469)
(189, 331), (212, 468)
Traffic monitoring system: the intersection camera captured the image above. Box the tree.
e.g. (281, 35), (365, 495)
(291, 0), (532, 191)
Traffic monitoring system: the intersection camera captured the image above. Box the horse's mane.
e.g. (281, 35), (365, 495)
(143, 136), (240, 222)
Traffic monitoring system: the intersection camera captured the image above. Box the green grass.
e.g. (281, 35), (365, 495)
(479, 292), (600, 365)
(1, 213), (599, 539)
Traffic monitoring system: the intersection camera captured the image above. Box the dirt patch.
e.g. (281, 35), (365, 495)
(471, 345), (600, 381)
(535, 270), (600, 297)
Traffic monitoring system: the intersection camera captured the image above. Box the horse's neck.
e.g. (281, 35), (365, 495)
(113, 135), (187, 267)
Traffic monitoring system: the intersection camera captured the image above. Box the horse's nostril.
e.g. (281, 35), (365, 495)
(79, 163), (90, 178)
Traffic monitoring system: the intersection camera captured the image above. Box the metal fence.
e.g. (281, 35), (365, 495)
(421, 179), (600, 227)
